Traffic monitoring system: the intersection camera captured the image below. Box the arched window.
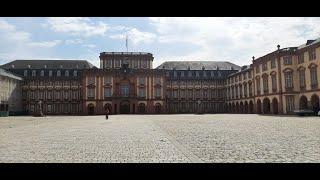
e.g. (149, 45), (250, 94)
(40, 70), (44, 77)
(65, 70), (69, 77)
(57, 70), (61, 77)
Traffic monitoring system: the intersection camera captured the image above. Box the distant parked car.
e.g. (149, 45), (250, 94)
(293, 109), (314, 116)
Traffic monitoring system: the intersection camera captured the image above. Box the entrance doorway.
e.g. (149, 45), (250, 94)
(120, 101), (130, 114)
(272, 98), (279, 114)
(263, 98), (271, 114)
(87, 103), (94, 115)
(138, 103), (146, 114)
(311, 94), (319, 114)
(155, 103), (161, 114)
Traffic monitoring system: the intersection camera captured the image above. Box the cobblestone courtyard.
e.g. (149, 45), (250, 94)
(1, 114), (320, 163)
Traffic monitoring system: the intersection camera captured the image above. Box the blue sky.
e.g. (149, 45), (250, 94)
(0, 17), (320, 68)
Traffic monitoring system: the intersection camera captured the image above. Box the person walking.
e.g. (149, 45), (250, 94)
(105, 108), (110, 120)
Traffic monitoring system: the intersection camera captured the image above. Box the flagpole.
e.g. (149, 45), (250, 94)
(126, 35), (128, 53)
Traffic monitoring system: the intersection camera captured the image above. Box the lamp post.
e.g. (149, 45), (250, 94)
(197, 100), (201, 114)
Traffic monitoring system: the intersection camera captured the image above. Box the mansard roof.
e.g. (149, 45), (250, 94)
(0, 68), (22, 80)
(0, 59), (96, 70)
(156, 61), (241, 71)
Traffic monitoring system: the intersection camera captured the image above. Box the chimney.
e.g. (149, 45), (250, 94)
(277, 44), (280, 50)
(306, 40), (315, 45)
(252, 56), (255, 63)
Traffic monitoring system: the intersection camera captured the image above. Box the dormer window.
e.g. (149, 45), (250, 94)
(24, 70), (28, 76)
(28, 65), (31, 69)
(211, 71), (214, 77)
(32, 70), (36, 77)
(188, 71), (192, 77)
(57, 70), (61, 77)
(65, 70), (69, 77)
(181, 71), (184, 77)
(173, 71), (177, 77)
(73, 70), (77, 77)
(60, 65), (63, 68)
(44, 65), (47, 69)
(49, 70), (52, 77)
(11, 64), (14, 68)
(40, 70), (44, 77)
(196, 71), (199, 77)
(203, 71), (207, 77)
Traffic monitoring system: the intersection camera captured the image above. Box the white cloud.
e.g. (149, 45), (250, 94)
(148, 17), (320, 66)
(0, 19), (62, 61)
(82, 44), (96, 48)
(28, 40), (62, 48)
(0, 19), (31, 41)
(110, 28), (157, 45)
(65, 39), (83, 45)
(47, 17), (109, 37)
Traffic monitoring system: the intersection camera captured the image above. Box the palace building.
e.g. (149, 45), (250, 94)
(0, 68), (23, 116)
(82, 52), (166, 115)
(157, 61), (240, 113)
(226, 38), (320, 115)
(1, 37), (319, 116)
(1, 60), (95, 115)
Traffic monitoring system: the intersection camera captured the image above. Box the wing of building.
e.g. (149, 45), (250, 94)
(1, 59), (96, 116)
(0, 68), (23, 116)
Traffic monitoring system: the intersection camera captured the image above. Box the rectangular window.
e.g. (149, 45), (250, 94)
(298, 54), (304, 64)
(249, 83), (252, 97)
(263, 77), (268, 94)
(88, 77), (95, 85)
(87, 88), (95, 98)
(256, 66), (260, 73)
(310, 67), (318, 87)
(47, 105), (52, 113)
(155, 77), (161, 85)
(299, 70), (305, 89)
(262, 63), (268, 71)
(271, 75), (277, 91)
(104, 88), (111, 97)
(120, 85), (129, 97)
(256, 79), (261, 95)
(139, 77), (145, 85)
(283, 56), (292, 65)
(64, 91), (69, 99)
(284, 73), (293, 89)
(309, 49), (316, 61)
(155, 88), (161, 97)
(106, 60), (112, 68)
(271, 59), (276, 68)
(188, 90), (193, 99)
(104, 76), (111, 85)
(173, 90), (178, 98)
(286, 96), (295, 113)
(72, 91), (77, 99)
(115, 60), (120, 68)
(244, 84), (247, 97)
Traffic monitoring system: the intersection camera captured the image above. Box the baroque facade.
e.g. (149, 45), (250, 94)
(226, 38), (320, 115)
(1, 60), (95, 115)
(1, 37), (320, 116)
(82, 52), (166, 115)
(157, 61), (240, 113)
